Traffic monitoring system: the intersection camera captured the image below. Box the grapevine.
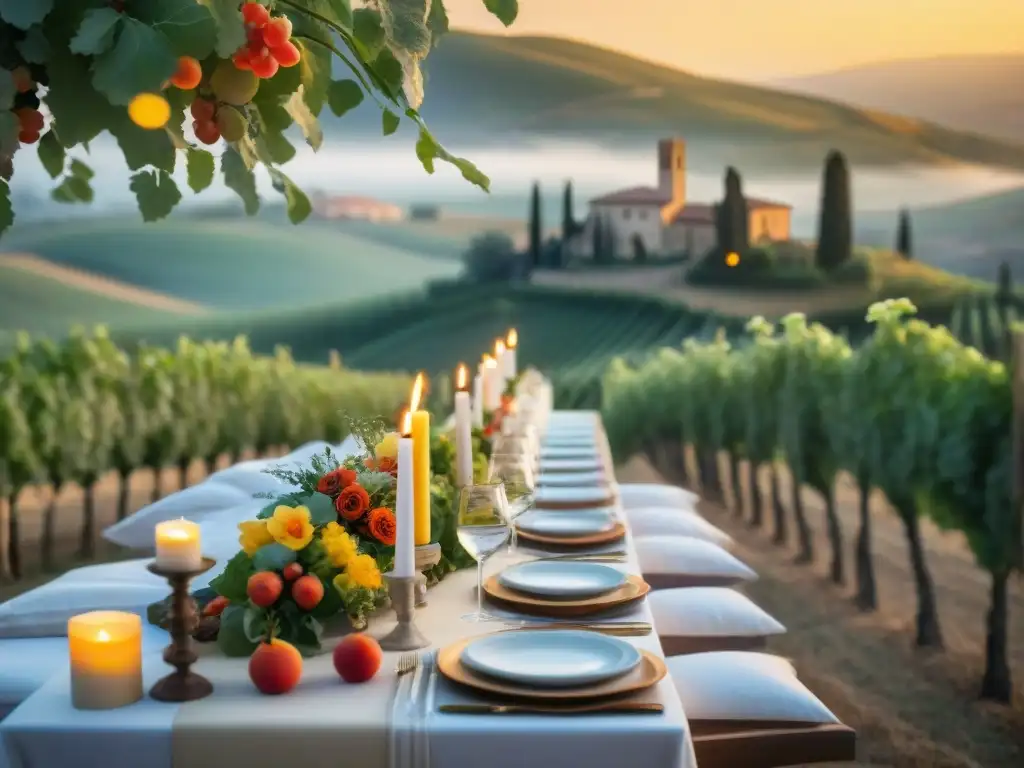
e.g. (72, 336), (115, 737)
(0, 0), (522, 236)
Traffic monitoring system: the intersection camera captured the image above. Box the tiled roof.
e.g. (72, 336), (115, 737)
(672, 204), (715, 224)
(747, 197), (792, 210)
(589, 186), (672, 205)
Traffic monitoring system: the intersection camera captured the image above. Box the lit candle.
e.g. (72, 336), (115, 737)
(68, 611), (143, 710)
(154, 518), (201, 571)
(472, 373), (484, 428)
(409, 373), (432, 546)
(454, 364), (472, 487)
(494, 339), (507, 385)
(393, 411), (416, 579)
(505, 328), (518, 381)
(484, 356), (501, 412)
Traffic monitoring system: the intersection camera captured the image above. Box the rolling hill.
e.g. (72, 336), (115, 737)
(334, 33), (1024, 174)
(773, 55), (1024, 144)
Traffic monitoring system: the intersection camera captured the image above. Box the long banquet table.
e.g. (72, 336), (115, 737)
(0, 413), (696, 768)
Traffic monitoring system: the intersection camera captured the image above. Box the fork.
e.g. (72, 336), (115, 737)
(396, 652), (420, 677)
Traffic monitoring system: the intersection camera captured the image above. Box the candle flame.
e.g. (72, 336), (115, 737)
(96, 629), (111, 643)
(456, 364), (468, 391)
(409, 372), (424, 413)
(506, 328), (518, 348)
(484, 357), (497, 369)
(400, 409), (412, 437)
(495, 339), (505, 356)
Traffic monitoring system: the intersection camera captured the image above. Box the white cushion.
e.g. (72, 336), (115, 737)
(635, 536), (757, 586)
(667, 652), (838, 724)
(627, 508), (732, 548)
(0, 558), (224, 639)
(619, 483), (699, 509)
(649, 588), (785, 638)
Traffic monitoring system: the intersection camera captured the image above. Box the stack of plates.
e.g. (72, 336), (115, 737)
(533, 485), (617, 510)
(539, 457), (604, 473)
(516, 507), (624, 545)
(537, 469), (606, 488)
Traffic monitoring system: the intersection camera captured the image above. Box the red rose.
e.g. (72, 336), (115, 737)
(317, 468), (357, 497)
(367, 507), (397, 546)
(335, 483), (370, 522)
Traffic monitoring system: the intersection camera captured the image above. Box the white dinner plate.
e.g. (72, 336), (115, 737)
(498, 560), (626, 599)
(517, 508), (617, 538)
(460, 630), (641, 688)
(534, 485), (614, 507)
(538, 470), (606, 488)
(543, 436), (598, 449)
(540, 446), (601, 460)
(539, 457), (604, 473)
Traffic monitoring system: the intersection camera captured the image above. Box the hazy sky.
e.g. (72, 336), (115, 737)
(443, 0), (1024, 79)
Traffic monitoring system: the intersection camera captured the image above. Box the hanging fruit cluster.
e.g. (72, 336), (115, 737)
(9, 66), (42, 145)
(233, 3), (302, 79)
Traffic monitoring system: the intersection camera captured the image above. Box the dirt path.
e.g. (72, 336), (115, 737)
(616, 454), (1024, 768)
(0, 253), (211, 316)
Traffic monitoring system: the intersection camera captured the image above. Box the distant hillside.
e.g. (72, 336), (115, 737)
(773, 55), (1024, 144)
(331, 33), (1024, 174)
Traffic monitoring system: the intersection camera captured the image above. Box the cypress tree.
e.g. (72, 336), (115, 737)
(714, 168), (749, 254)
(528, 182), (542, 267)
(591, 213), (603, 262)
(561, 181), (575, 243)
(896, 208), (913, 259)
(815, 150), (853, 271)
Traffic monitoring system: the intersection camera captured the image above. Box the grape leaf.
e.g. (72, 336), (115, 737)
(483, 0), (518, 26)
(222, 146), (259, 215)
(92, 19), (178, 106)
(45, 48), (117, 146)
(0, 0), (54, 30)
(255, 130), (296, 165)
(196, 0), (246, 58)
(373, 49), (404, 99)
(327, 79), (363, 117)
(428, 0), (450, 44)
(324, 0), (354, 28)
(269, 169), (312, 225)
(254, 100), (292, 133)
(70, 159), (94, 180)
(132, 0), (218, 60)
(0, 180), (12, 237)
(0, 112), (17, 157)
(51, 175), (93, 203)
(353, 8), (386, 58)
(36, 130), (65, 178)
(285, 89), (323, 151)
(129, 169), (181, 222)
(382, 109), (400, 136)
(109, 115), (176, 172)
(69, 8), (122, 56)
(16, 25), (50, 63)
(186, 147), (214, 193)
(415, 127), (490, 192)
(0, 66), (12, 111)
(299, 42), (331, 116)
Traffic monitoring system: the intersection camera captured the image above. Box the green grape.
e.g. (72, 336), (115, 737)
(216, 107), (248, 142)
(209, 62), (259, 106)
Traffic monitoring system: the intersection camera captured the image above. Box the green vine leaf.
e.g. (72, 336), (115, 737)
(285, 88), (323, 151)
(323, 0), (354, 29)
(129, 169), (182, 222)
(428, 0), (449, 42)
(45, 49), (116, 147)
(352, 7), (386, 59)
(299, 41), (332, 116)
(69, 7), (122, 56)
(186, 147), (215, 193)
(16, 25), (50, 63)
(109, 115), (176, 172)
(132, 0), (218, 61)
(222, 146), (260, 215)
(255, 130), (296, 165)
(0, 112), (18, 157)
(51, 174), (93, 204)
(483, 0), (519, 27)
(373, 48), (403, 98)
(36, 130), (65, 179)
(0, 0), (54, 30)
(0, 180), (12, 237)
(69, 159), (94, 180)
(197, 0), (247, 58)
(269, 168), (312, 225)
(381, 109), (399, 136)
(92, 18), (178, 106)
(327, 79), (363, 117)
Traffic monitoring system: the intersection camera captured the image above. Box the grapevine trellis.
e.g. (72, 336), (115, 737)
(601, 299), (1021, 703)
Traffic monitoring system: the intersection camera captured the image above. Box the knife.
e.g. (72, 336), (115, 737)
(502, 622), (652, 636)
(440, 702), (663, 715)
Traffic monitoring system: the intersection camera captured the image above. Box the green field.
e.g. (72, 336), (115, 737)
(336, 32), (1024, 174)
(1, 218), (465, 312)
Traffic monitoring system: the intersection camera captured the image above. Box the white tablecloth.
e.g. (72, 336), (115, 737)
(1, 415), (695, 768)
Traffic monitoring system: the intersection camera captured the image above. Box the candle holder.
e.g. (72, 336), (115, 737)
(378, 574), (430, 651)
(414, 542), (442, 607)
(147, 558), (216, 703)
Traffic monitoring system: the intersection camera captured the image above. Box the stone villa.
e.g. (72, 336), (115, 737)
(569, 138), (792, 259)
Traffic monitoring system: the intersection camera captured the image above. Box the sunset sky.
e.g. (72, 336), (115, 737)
(443, 0), (1024, 79)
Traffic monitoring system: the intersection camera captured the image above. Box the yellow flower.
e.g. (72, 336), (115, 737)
(265, 505), (314, 551)
(238, 520), (273, 556)
(374, 432), (400, 461)
(334, 553), (382, 592)
(320, 522), (358, 568)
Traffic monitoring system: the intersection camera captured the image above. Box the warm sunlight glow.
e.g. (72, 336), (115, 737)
(409, 373), (425, 413)
(400, 409), (412, 437)
(506, 328), (518, 349)
(95, 629), (111, 643)
(725, 252), (741, 268)
(495, 339), (506, 357)
(456, 364), (468, 391)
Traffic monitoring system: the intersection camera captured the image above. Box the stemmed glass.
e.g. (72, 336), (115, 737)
(491, 433), (538, 470)
(488, 455), (536, 553)
(456, 482), (511, 622)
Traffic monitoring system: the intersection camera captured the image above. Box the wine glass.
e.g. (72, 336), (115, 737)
(489, 455), (536, 552)
(491, 433), (538, 468)
(456, 482), (511, 622)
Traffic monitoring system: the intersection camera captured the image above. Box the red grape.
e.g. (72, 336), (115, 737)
(263, 17), (292, 48)
(15, 108), (43, 133)
(193, 119), (221, 145)
(241, 2), (270, 27)
(18, 128), (39, 144)
(170, 56), (202, 90)
(272, 41), (302, 69)
(250, 53), (279, 80)
(189, 98), (216, 122)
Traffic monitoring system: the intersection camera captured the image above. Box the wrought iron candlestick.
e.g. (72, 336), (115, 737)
(379, 573), (430, 651)
(147, 558), (216, 702)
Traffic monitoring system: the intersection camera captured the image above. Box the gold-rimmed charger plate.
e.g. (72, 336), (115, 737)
(483, 572), (650, 617)
(533, 490), (618, 510)
(516, 520), (626, 547)
(438, 633), (667, 702)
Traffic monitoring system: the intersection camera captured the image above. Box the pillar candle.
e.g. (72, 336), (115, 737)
(454, 366), (472, 487)
(393, 430), (416, 579)
(411, 407), (432, 546)
(484, 357), (501, 412)
(154, 519), (201, 571)
(493, 339), (506, 387)
(505, 329), (518, 381)
(68, 611), (143, 710)
(472, 373), (484, 428)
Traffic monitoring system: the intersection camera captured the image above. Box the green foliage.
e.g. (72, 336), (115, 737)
(528, 181), (542, 268)
(714, 167), (748, 254)
(896, 208), (912, 260)
(815, 150), (853, 271)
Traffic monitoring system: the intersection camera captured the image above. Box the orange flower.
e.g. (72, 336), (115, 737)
(317, 468), (356, 497)
(367, 507), (397, 545)
(335, 483), (370, 522)
(377, 456), (398, 477)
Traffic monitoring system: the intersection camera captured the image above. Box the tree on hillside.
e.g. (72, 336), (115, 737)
(561, 181), (577, 245)
(896, 208), (913, 260)
(714, 167), (749, 254)
(528, 182), (543, 268)
(815, 150), (853, 270)
(463, 231), (525, 282)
